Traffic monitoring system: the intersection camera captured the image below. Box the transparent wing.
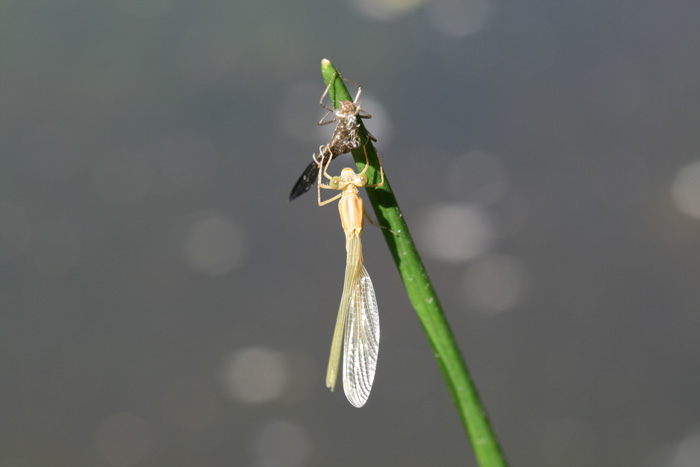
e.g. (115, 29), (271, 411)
(342, 265), (380, 408)
(326, 284), (350, 392)
(326, 235), (362, 392)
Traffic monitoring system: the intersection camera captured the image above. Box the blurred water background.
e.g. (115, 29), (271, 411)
(2, 1), (700, 466)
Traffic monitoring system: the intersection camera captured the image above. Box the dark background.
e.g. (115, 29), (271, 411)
(2, 1), (700, 466)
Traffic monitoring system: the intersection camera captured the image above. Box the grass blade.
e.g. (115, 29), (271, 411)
(320, 58), (508, 467)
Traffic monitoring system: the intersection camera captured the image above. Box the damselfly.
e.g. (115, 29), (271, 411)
(289, 70), (376, 201)
(318, 142), (385, 407)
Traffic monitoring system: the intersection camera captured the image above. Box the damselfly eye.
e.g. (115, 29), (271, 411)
(357, 173), (368, 186)
(330, 177), (340, 190)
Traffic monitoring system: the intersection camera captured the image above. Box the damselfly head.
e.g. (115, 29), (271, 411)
(336, 168), (368, 189)
(340, 167), (356, 180)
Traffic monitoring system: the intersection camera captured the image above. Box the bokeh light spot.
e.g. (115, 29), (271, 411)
(183, 216), (246, 275)
(353, 95), (393, 146)
(426, 0), (494, 38)
(671, 160), (700, 219)
(349, 0), (427, 21)
(417, 203), (494, 262)
(669, 430), (700, 467)
(462, 255), (530, 314)
(221, 347), (290, 404)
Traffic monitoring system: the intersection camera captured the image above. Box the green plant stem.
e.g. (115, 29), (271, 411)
(320, 59), (508, 467)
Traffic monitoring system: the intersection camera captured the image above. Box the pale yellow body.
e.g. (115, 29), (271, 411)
(317, 145), (385, 407)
